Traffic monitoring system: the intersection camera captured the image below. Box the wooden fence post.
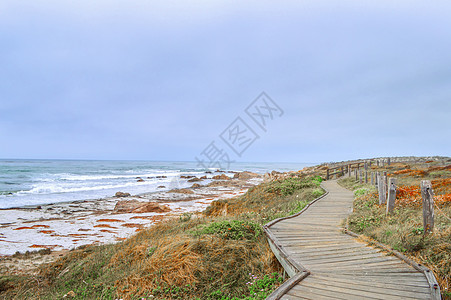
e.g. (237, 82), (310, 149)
(326, 169), (329, 180)
(370, 172), (374, 185)
(341, 166), (344, 177)
(348, 164), (351, 177)
(420, 180), (435, 234)
(378, 175), (387, 204)
(355, 168), (358, 181)
(387, 157), (391, 166)
(386, 178), (397, 214)
(359, 170), (363, 184)
(365, 171), (368, 183)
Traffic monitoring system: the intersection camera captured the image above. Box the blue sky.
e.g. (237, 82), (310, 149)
(1, 1), (450, 163)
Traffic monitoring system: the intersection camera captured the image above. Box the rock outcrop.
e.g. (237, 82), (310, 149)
(114, 200), (171, 213)
(212, 174), (230, 180)
(167, 188), (194, 194)
(188, 177), (201, 182)
(233, 171), (260, 180)
(115, 192), (131, 198)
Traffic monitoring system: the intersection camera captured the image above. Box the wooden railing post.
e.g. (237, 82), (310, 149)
(365, 170), (368, 183)
(326, 169), (329, 180)
(378, 175), (387, 204)
(371, 172), (374, 185)
(359, 169), (363, 184)
(355, 168), (358, 181)
(386, 178), (397, 214)
(383, 171), (388, 187)
(420, 180), (434, 234)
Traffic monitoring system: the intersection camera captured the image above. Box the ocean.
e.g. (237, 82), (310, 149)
(0, 159), (311, 209)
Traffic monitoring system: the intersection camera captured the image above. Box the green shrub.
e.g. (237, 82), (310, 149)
(311, 188), (324, 198)
(354, 188), (370, 197)
(265, 177), (316, 196)
(195, 220), (262, 241)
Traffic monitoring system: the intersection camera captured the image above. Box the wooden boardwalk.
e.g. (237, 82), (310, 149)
(265, 180), (440, 300)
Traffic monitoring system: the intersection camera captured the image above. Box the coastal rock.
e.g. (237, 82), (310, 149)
(114, 200), (171, 213)
(136, 177), (145, 182)
(167, 188), (194, 194)
(200, 176), (207, 179)
(156, 175), (167, 178)
(212, 174), (230, 180)
(188, 177), (201, 182)
(132, 203), (171, 213)
(233, 171), (260, 180)
(114, 199), (140, 212)
(157, 185), (166, 188)
(191, 183), (201, 188)
(115, 192), (131, 198)
(207, 180), (240, 187)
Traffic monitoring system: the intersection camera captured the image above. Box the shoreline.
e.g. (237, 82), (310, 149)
(0, 171), (262, 260)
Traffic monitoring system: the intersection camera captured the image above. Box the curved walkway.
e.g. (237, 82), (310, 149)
(266, 180), (440, 300)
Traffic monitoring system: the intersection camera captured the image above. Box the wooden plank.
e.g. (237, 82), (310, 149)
(288, 284), (371, 300)
(310, 276), (430, 299)
(315, 273), (430, 288)
(291, 282), (392, 300)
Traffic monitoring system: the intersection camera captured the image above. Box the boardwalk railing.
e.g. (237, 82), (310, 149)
(263, 158), (445, 299)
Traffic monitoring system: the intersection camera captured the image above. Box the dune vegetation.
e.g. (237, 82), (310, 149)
(339, 162), (451, 299)
(0, 171), (325, 299)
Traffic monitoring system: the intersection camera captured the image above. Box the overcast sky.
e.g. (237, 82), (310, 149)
(1, 0), (450, 163)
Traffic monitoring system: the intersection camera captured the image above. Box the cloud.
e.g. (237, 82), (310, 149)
(0, 1), (450, 161)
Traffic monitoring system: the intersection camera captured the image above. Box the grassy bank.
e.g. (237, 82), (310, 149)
(1, 172), (325, 299)
(339, 162), (451, 299)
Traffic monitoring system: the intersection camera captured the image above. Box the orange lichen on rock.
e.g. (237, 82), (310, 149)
(13, 227), (34, 230)
(94, 224), (117, 229)
(100, 229), (116, 233)
(39, 230), (55, 234)
(121, 223), (143, 228)
(31, 225), (50, 229)
(68, 234), (90, 238)
(29, 244), (60, 249)
(96, 219), (125, 222)
(130, 215), (164, 222)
